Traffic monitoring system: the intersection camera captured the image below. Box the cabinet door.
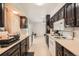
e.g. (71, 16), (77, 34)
(56, 42), (63, 56)
(20, 39), (26, 56)
(11, 49), (20, 56)
(1, 43), (20, 56)
(65, 3), (75, 27)
(54, 13), (59, 22)
(58, 7), (64, 20)
(26, 37), (29, 51)
(50, 19), (53, 28)
(0, 3), (4, 27)
(76, 3), (79, 26)
(64, 48), (75, 56)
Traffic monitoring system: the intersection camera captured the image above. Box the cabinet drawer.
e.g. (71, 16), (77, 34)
(21, 39), (26, 45)
(56, 42), (63, 51)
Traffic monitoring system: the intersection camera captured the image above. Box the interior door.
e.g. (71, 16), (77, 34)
(34, 22), (46, 36)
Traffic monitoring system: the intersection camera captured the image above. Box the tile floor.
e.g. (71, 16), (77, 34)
(28, 36), (51, 56)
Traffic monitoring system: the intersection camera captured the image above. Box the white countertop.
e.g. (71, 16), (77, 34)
(48, 34), (79, 56)
(0, 30), (29, 55)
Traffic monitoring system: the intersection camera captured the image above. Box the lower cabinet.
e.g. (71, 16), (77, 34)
(0, 36), (29, 56)
(56, 42), (75, 56)
(20, 37), (29, 56)
(26, 37), (29, 51)
(56, 42), (63, 56)
(1, 44), (20, 56)
(20, 39), (26, 56)
(63, 48), (75, 56)
(11, 49), (20, 56)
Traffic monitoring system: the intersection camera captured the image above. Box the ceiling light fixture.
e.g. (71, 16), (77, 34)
(34, 3), (45, 6)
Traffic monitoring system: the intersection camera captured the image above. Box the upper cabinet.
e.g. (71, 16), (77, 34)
(58, 7), (64, 20)
(0, 3), (4, 27)
(65, 3), (75, 27)
(51, 3), (79, 28)
(76, 3), (79, 27)
(20, 16), (28, 28)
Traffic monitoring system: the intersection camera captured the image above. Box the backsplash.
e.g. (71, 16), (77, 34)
(73, 27), (79, 41)
(59, 27), (79, 41)
(59, 30), (73, 40)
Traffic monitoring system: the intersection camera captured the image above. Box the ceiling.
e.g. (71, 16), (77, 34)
(9, 3), (65, 22)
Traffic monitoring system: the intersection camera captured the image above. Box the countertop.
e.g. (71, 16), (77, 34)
(48, 34), (79, 56)
(0, 30), (29, 55)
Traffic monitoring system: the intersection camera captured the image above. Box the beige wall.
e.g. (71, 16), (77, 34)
(4, 4), (20, 34)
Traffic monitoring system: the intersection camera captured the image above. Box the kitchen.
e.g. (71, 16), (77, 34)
(0, 3), (79, 56)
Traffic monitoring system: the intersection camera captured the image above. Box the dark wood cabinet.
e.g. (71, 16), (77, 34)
(26, 37), (29, 51)
(20, 37), (29, 56)
(20, 16), (28, 28)
(63, 48), (75, 56)
(0, 3), (4, 27)
(56, 42), (63, 56)
(46, 14), (50, 33)
(65, 3), (75, 27)
(50, 3), (79, 28)
(58, 7), (64, 20)
(56, 41), (75, 56)
(76, 3), (79, 27)
(0, 36), (29, 56)
(20, 39), (26, 56)
(11, 48), (20, 56)
(1, 43), (20, 56)
(54, 13), (59, 22)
